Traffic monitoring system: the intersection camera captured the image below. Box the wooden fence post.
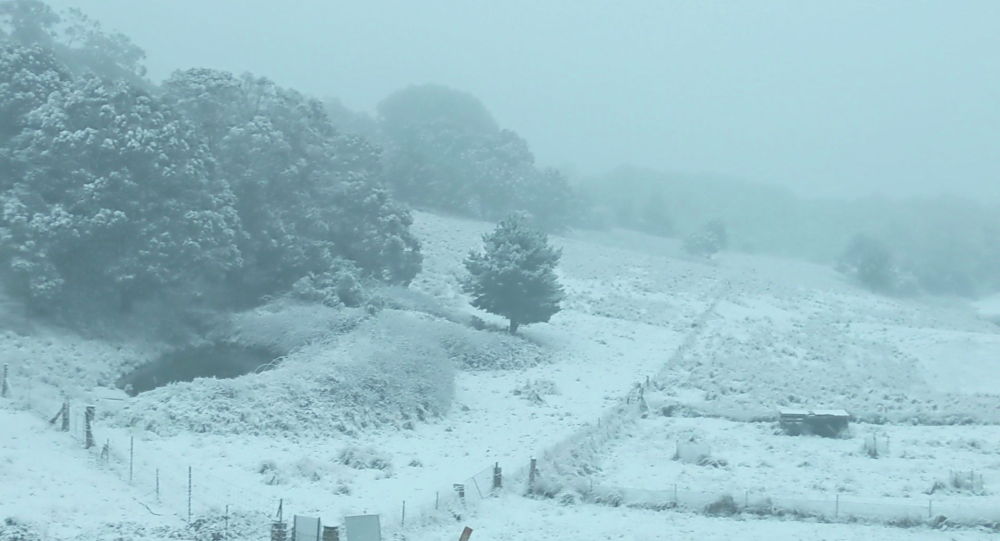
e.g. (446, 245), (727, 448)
(129, 436), (134, 484)
(1, 363), (8, 398)
(187, 466), (192, 523)
(528, 458), (537, 492)
(492, 462), (502, 493)
(61, 401), (69, 432)
(84, 405), (95, 449)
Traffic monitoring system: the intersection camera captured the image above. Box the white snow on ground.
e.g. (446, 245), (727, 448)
(0, 407), (178, 540)
(593, 416), (1000, 511)
(974, 293), (1000, 324)
(3, 210), (1000, 540)
(405, 496), (993, 541)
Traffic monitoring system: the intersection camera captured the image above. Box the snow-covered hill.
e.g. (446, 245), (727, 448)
(2, 211), (998, 540)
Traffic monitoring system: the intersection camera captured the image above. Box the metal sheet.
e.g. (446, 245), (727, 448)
(344, 514), (381, 541)
(293, 515), (321, 541)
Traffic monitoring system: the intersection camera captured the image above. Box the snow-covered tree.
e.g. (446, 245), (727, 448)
(0, 43), (67, 142)
(0, 74), (242, 316)
(378, 84), (574, 229)
(838, 234), (896, 292)
(463, 215), (564, 334)
(684, 219), (728, 257)
(1, 0), (147, 83)
(164, 69), (421, 301)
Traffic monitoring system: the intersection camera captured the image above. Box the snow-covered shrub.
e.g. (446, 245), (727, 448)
(674, 435), (712, 465)
(949, 471), (985, 494)
(223, 299), (368, 352)
(337, 311), (457, 418)
(440, 325), (546, 370)
(291, 260), (366, 307)
(337, 445), (393, 471)
(704, 494), (738, 516)
(188, 510), (271, 541)
(257, 460), (286, 485)
(0, 518), (40, 541)
(513, 379), (560, 404)
(379, 285), (466, 322)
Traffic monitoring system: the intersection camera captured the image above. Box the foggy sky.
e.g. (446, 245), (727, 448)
(49, 0), (1000, 201)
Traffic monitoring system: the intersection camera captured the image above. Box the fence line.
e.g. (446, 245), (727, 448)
(574, 481), (1000, 526)
(0, 373), (256, 530)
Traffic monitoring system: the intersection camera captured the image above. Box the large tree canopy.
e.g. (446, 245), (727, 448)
(164, 69), (422, 302)
(0, 70), (242, 315)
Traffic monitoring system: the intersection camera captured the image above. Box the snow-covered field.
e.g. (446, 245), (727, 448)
(592, 415), (1000, 514)
(3, 211), (999, 540)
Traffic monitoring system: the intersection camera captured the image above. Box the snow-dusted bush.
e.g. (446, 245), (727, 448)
(439, 326), (546, 370)
(337, 315), (456, 421)
(337, 445), (393, 471)
(513, 379), (560, 404)
(223, 299), (368, 352)
(290, 260), (366, 307)
(704, 494), (739, 516)
(0, 517), (40, 541)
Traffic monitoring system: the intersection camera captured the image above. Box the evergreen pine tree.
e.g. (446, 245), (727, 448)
(463, 215), (564, 334)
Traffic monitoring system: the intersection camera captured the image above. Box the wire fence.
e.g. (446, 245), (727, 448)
(0, 367), (266, 531)
(566, 482), (1000, 525)
(0, 363), (513, 538)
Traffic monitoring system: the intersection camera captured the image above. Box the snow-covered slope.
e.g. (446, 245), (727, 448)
(3, 210), (998, 540)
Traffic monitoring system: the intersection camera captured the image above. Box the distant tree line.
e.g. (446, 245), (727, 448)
(577, 167), (1000, 297)
(327, 84), (578, 232)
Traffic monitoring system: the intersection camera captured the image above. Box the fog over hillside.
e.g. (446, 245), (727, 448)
(2, 2), (999, 541)
(44, 0), (1000, 201)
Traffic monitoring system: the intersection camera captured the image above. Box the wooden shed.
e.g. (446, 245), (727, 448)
(779, 408), (850, 437)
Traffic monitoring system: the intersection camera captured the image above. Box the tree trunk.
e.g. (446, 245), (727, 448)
(508, 320), (520, 334)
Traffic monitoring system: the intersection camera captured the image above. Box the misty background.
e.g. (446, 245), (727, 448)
(2, 0), (998, 338)
(46, 0), (1000, 200)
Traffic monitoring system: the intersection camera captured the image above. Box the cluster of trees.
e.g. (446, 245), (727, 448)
(579, 167), (1000, 297)
(329, 84), (577, 231)
(0, 0), (569, 336)
(3, 0), (994, 337)
(0, 1), (420, 327)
